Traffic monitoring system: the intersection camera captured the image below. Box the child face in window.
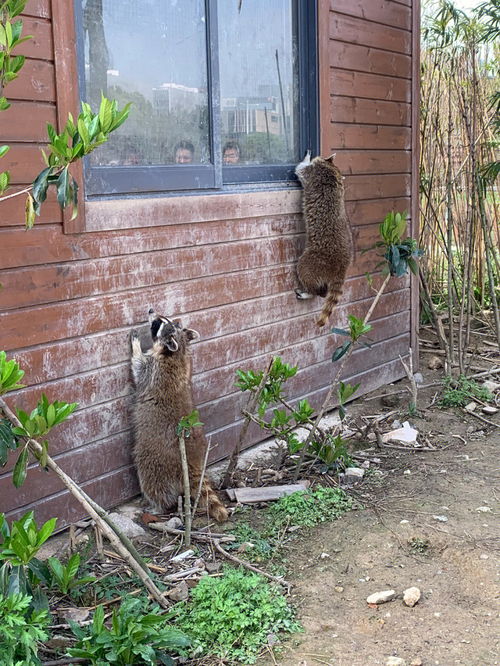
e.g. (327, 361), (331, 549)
(175, 148), (194, 164)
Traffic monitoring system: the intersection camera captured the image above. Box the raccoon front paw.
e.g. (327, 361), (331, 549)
(295, 288), (314, 300)
(129, 329), (140, 343)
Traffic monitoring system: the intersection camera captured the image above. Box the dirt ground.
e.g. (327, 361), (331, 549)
(263, 375), (499, 666)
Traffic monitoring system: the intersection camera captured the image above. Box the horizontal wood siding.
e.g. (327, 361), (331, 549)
(0, 0), (417, 526)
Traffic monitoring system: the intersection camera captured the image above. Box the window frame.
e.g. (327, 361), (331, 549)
(74, 0), (318, 198)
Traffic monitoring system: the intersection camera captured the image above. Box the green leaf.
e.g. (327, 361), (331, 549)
(12, 447), (28, 487)
(331, 327), (349, 337)
(0, 97), (10, 110)
(332, 340), (351, 362)
(0, 170), (10, 194)
(0, 145), (10, 158)
(56, 166), (70, 207)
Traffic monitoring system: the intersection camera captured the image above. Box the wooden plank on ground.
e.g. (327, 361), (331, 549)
(227, 482), (310, 504)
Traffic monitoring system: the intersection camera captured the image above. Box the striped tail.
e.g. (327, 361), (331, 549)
(195, 479), (228, 522)
(316, 284), (343, 327)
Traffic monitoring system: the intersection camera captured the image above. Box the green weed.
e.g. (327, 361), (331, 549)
(440, 375), (493, 407)
(0, 592), (49, 666)
(268, 486), (354, 529)
(171, 567), (300, 664)
(68, 597), (190, 665)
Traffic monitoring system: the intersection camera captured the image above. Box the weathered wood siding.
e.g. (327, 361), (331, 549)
(0, 0), (419, 525)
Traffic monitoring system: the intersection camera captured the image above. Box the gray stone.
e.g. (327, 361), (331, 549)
(166, 580), (189, 602)
(58, 607), (90, 623)
(464, 401), (478, 413)
(344, 467), (365, 483)
(482, 405), (498, 415)
(386, 658), (406, 666)
(482, 380), (500, 393)
(166, 516), (184, 530)
(432, 515), (448, 522)
(413, 372), (424, 384)
(366, 589), (396, 605)
(403, 586), (421, 607)
(107, 512), (147, 538)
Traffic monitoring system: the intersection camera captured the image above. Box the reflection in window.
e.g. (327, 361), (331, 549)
(218, 0), (299, 165)
(82, 0), (210, 167)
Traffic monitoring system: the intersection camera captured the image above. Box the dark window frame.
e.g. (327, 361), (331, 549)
(74, 0), (318, 198)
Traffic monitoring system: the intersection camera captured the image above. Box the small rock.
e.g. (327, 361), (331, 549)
(386, 657), (406, 666)
(476, 506), (491, 513)
(366, 589), (396, 605)
(193, 558), (206, 569)
(107, 512), (146, 538)
(205, 561), (222, 573)
(344, 467), (365, 484)
(432, 515), (448, 522)
(464, 402), (478, 413)
(361, 460), (370, 469)
(267, 633), (280, 646)
(320, 552), (330, 559)
(171, 549), (195, 563)
(403, 586), (421, 607)
(58, 608), (90, 623)
(403, 469), (412, 475)
(400, 520), (410, 525)
(334, 585), (344, 593)
(382, 393), (401, 408)
(391, 419), (402, 429)
(482, 405), (498, 415)
(166, 516), (184, 530)
(414, 372), (424, 384)
(479, 554), (489, 560)
(46, 634), (74, 649)
(410, 659), (423, 666)
(427, 355), (443, 370)
(482, 380), (500, 393)
(166, 581), (189, 602)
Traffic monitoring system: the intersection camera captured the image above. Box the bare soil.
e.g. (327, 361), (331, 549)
(263, 374), (499, 666)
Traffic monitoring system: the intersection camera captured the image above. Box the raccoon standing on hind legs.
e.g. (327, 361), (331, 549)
(295, 151), (354, 327)
(130, 309), (228, 522)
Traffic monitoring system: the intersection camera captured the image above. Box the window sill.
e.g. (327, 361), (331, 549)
(83, 185), (302, 233)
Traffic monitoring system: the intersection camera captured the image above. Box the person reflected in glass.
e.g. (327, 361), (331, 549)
(223, 140), (241, 164)
(174, 140), (195, 164)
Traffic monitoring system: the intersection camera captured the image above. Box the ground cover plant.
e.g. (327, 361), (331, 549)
(171, 567), (300, 664)
(439, 374), (494, 407)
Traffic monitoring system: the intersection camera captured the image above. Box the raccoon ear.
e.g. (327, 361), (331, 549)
(173, 318), (182, 327)
(185, 328), (200, 342)
(325, 153), (336, 163)
(165, 337), (179, 352)
(148, 308), (157, 324)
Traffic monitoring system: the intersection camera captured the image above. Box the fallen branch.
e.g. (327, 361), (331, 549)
(400, 347), (418, 412)
(148, 522), (235, 543)
(212, 539), (290, 589)
(0, 398), (168, 609)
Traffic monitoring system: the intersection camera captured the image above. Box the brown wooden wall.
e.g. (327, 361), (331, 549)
(0, 0), (419, 526)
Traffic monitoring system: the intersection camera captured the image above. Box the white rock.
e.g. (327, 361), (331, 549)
(403, 586), (421, 607)
(482, 405), (498, 415)
(427, 355), (443, 370)
(400, 520), (410, 525)
(166, 516), (184, 530)
(386, 657), (406, 666)
(334, 585), (344, 593)
(382, 421), (418, 445)
(414, 372), (424, 384)
(107, 512), (146, 538)
(366, 589), (396, 605)
(171, 549), (195, 563)
(344, 467), (365, 483)
(482, 380), (500, 393)
(464, 402), (478, 413)
(476, 506), (492, 513)
(320, 552), (330, 559)
(480, 554), (489, 560)
(410, 659), (423, 666)
(432, 515), (448, 522)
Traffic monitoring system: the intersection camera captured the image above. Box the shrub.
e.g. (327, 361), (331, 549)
(172, 567), (300, 664)
(0, 592), (49, 666)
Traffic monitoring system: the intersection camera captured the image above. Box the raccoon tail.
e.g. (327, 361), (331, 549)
(316, 283), (343, 327)
(195, 479), (229, 522)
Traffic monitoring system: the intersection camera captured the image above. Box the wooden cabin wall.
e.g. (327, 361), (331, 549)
(0, 0), (419, 526)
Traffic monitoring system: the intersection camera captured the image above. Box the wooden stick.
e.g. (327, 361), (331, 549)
(0, 398), (168, 609)
(178, 433), (192, 547)
(212, 539), (290, 589)
(148, 522), (235, 542)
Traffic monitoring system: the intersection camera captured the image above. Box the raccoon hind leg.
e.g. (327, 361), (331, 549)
(296, 250), (330, 299)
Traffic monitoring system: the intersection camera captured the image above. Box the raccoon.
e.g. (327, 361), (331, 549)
(130, 309), (228, 522)
(295, 151), (354, 327)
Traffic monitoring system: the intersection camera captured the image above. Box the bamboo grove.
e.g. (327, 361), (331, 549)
(420, 0), (499, 373)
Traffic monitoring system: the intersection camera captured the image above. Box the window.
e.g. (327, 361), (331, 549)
(75, 0), (318, 196)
